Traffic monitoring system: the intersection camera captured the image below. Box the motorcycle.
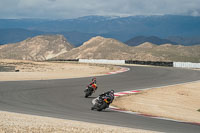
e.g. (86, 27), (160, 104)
(91, 95), (113, 111)
(84, 83), (97, 98)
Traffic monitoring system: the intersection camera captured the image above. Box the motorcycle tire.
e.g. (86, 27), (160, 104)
(85, 91), (91, 98)
(97, 102), (107, 111)
(91, 107), (95, 110)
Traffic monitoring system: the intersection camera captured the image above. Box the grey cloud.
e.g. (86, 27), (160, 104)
(185, 9), (200, 16)
(0, 0), (200, 19)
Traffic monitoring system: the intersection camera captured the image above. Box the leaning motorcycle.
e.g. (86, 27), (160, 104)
(91, 95), (112, 111)
(84, 84), (97, 98)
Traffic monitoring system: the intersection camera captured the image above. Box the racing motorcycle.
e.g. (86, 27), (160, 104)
(91, 95), (113, 111)
(84, 83), (97, 98)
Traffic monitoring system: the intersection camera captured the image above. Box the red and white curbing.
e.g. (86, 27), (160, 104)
(110, 90), (200, 126)
(114, 90), (140, 97)
(106, 67), (130, 75)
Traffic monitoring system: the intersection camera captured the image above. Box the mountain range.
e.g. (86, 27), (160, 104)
(125, 36), (178, 46)
(1, 15), (200, 46)
(1, 35), (200, 63)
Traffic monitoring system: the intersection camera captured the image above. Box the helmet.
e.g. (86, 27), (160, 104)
(92, 77), (96, 83)
(110, 90), (114, 97)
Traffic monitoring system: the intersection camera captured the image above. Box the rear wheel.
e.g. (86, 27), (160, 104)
(85, 89), (92, 98)
(85, 91), (90, 98)
(97, 102), (107, 111)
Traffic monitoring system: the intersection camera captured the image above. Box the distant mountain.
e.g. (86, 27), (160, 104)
(1, 15), (200, 45)
(167, 36), (200, 46)
(125, 36), (177, 46)
(0, 35), (73, 61)
(0, 28), (45, 45)
(0, 29), (97, 46)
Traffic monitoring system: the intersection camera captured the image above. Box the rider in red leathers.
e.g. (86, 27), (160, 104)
(88, 77), (97, 92)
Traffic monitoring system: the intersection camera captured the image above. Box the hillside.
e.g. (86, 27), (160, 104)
(0, 35), (73, 61)
(55, 36), (200, 62)
(133, 43), (200, 62)
(54, 36), (131, 60)
(54, 36), (167, 61)
(1, 35), (200, 62)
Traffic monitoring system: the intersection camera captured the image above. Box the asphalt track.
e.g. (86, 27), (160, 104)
(0, 66), (200, 133)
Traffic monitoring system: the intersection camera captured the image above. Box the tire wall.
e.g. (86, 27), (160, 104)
(47, 58), (200, 69)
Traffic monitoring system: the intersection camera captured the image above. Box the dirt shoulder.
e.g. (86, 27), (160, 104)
(0, 111), (158, 133)
(112, 81), (200, 123)
(0, 59), (119, 81)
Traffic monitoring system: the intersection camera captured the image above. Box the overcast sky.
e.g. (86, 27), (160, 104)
(0, 0), (200, 19)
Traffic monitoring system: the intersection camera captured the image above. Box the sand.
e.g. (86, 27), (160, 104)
(0, 111), (158, 133)
(0, 59), (118, 81)
(112, 81), (200, 124)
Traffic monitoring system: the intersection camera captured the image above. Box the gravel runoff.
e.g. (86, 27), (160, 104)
(0, 111), (159, 133)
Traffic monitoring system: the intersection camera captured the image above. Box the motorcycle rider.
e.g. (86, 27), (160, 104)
(99, 89), (115, 103)
(88, 77), (97, 92)
(91, 89), (115, 110)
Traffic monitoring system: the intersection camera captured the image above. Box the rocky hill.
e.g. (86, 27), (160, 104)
(133, 43), (200, 62)
(55, 36), (200, 62)
(0, 35), (73, 61)
(54, 36), (131, 60)
(54, 36), (166, 61)
(1, 35), (200, 62)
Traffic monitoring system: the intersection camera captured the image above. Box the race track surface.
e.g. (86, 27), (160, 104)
(0, 66), (200, 133)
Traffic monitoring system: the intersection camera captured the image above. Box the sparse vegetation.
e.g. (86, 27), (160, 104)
(1, 35), (200, 62)
(55, 37), (200, 62)
(0, 35), (73, 61)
